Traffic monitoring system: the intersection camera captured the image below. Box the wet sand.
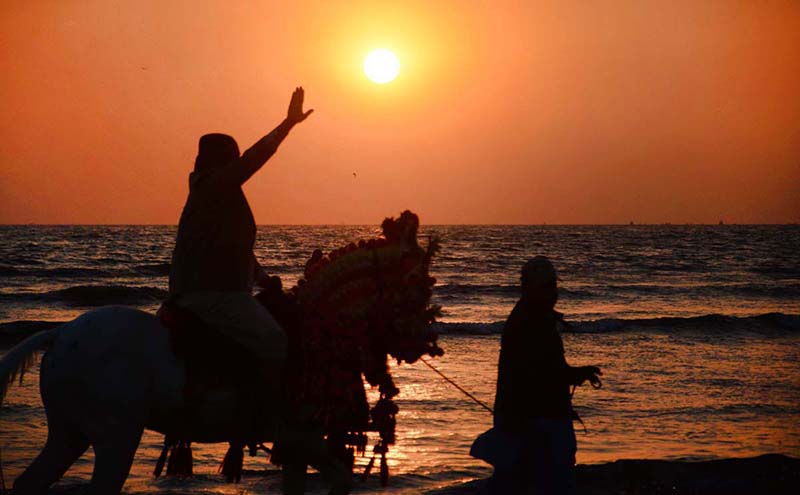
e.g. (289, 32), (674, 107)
(426, 454), (799, 494)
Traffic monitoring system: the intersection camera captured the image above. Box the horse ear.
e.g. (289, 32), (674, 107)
(381, 216), (398, 241)
(399, 210), (419, 231)
(382, 211), (420, 244)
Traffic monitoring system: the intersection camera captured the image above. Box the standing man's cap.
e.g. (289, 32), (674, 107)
(521, 256), (558, 287)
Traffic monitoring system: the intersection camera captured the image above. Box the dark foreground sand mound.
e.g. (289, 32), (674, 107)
(426, 454), (799, 495)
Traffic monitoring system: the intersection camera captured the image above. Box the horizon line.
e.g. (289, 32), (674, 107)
(1, 222), (798, 227)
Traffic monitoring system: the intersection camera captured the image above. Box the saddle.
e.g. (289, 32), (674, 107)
(157, 299), (259, 389)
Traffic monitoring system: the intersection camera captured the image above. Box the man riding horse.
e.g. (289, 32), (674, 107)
(169, 87), (312, 396)
(165, 88), (352, 494)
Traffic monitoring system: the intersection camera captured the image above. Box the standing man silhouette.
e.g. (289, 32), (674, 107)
(490, 256), (602, 494)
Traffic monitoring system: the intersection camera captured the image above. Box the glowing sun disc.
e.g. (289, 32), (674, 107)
(364, 49), (400, 84)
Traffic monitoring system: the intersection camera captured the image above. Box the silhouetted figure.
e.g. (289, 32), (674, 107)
(169, 87), (313, 391)
(489, 256), (602, 494)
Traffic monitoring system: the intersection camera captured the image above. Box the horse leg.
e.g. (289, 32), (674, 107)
(12, 419), (89, 495)
(88, 425), (143, 495)
(276, 430), (352, 495)
(282, 462), (307, 495)
(308, 449), (352, 495)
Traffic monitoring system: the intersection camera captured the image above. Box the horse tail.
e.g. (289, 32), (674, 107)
(0, 327), (60, 408)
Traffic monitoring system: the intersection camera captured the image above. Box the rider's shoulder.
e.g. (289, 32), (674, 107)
(189, 169), (238, 191)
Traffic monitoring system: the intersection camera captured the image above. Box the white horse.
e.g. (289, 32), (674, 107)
(0, 305), (350, 495)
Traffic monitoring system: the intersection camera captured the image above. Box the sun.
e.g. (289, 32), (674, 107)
(364, 49), (400, 84)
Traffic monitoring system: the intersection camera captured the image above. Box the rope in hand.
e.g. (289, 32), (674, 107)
(419, 358), (601, 417)
(419, 357), (494, 415)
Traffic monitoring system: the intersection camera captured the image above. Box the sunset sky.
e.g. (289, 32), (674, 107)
(1, 0), (798, 224)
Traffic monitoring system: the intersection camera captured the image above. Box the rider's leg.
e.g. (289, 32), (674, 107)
(175, 291), (288, 387)
(177, 291), (289, 439)
(12, 418), (89, 495)
(88, 425), (144, 495)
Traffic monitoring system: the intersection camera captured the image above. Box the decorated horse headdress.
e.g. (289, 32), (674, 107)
(256, 210), (442, 483)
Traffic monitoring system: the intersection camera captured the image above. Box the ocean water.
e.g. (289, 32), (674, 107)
(1, 224), (799, 494)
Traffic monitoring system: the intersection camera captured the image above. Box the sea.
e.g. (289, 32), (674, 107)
(1, 224), (799, 494)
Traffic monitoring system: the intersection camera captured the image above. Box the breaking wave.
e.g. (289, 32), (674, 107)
(3, 312), (797, 340)
(0, 263), (171, 278)
(434, 313), (800, 335)
(0, 285), (167, 307)
(433, 282), (800, 301)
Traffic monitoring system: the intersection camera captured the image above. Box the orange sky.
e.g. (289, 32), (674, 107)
(1, 0), (798, 224)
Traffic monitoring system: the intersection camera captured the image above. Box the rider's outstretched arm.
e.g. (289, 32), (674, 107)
(223, 87), (314, 186)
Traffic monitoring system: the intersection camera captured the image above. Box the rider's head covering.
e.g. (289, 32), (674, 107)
(521, 256), (558, 289)
(194, 133), (240, 172)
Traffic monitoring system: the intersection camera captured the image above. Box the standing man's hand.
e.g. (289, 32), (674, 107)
(581, 366), (603, 388)
(287, 87), (314, 125)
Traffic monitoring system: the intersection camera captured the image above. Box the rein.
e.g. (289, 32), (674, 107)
(419, 358), (598, 435)
(420, 327), (602, 429)
(419, 357), (494, 414)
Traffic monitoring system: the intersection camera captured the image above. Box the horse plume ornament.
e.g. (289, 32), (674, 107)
(226, 210), (444, 484)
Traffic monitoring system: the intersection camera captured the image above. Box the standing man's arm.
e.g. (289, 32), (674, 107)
(548, 349), (602, 387)
(220, 87), (314, 186)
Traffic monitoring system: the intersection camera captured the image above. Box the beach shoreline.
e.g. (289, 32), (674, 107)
(425, 454), (799, 494)
(10, 454), (796, 494)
